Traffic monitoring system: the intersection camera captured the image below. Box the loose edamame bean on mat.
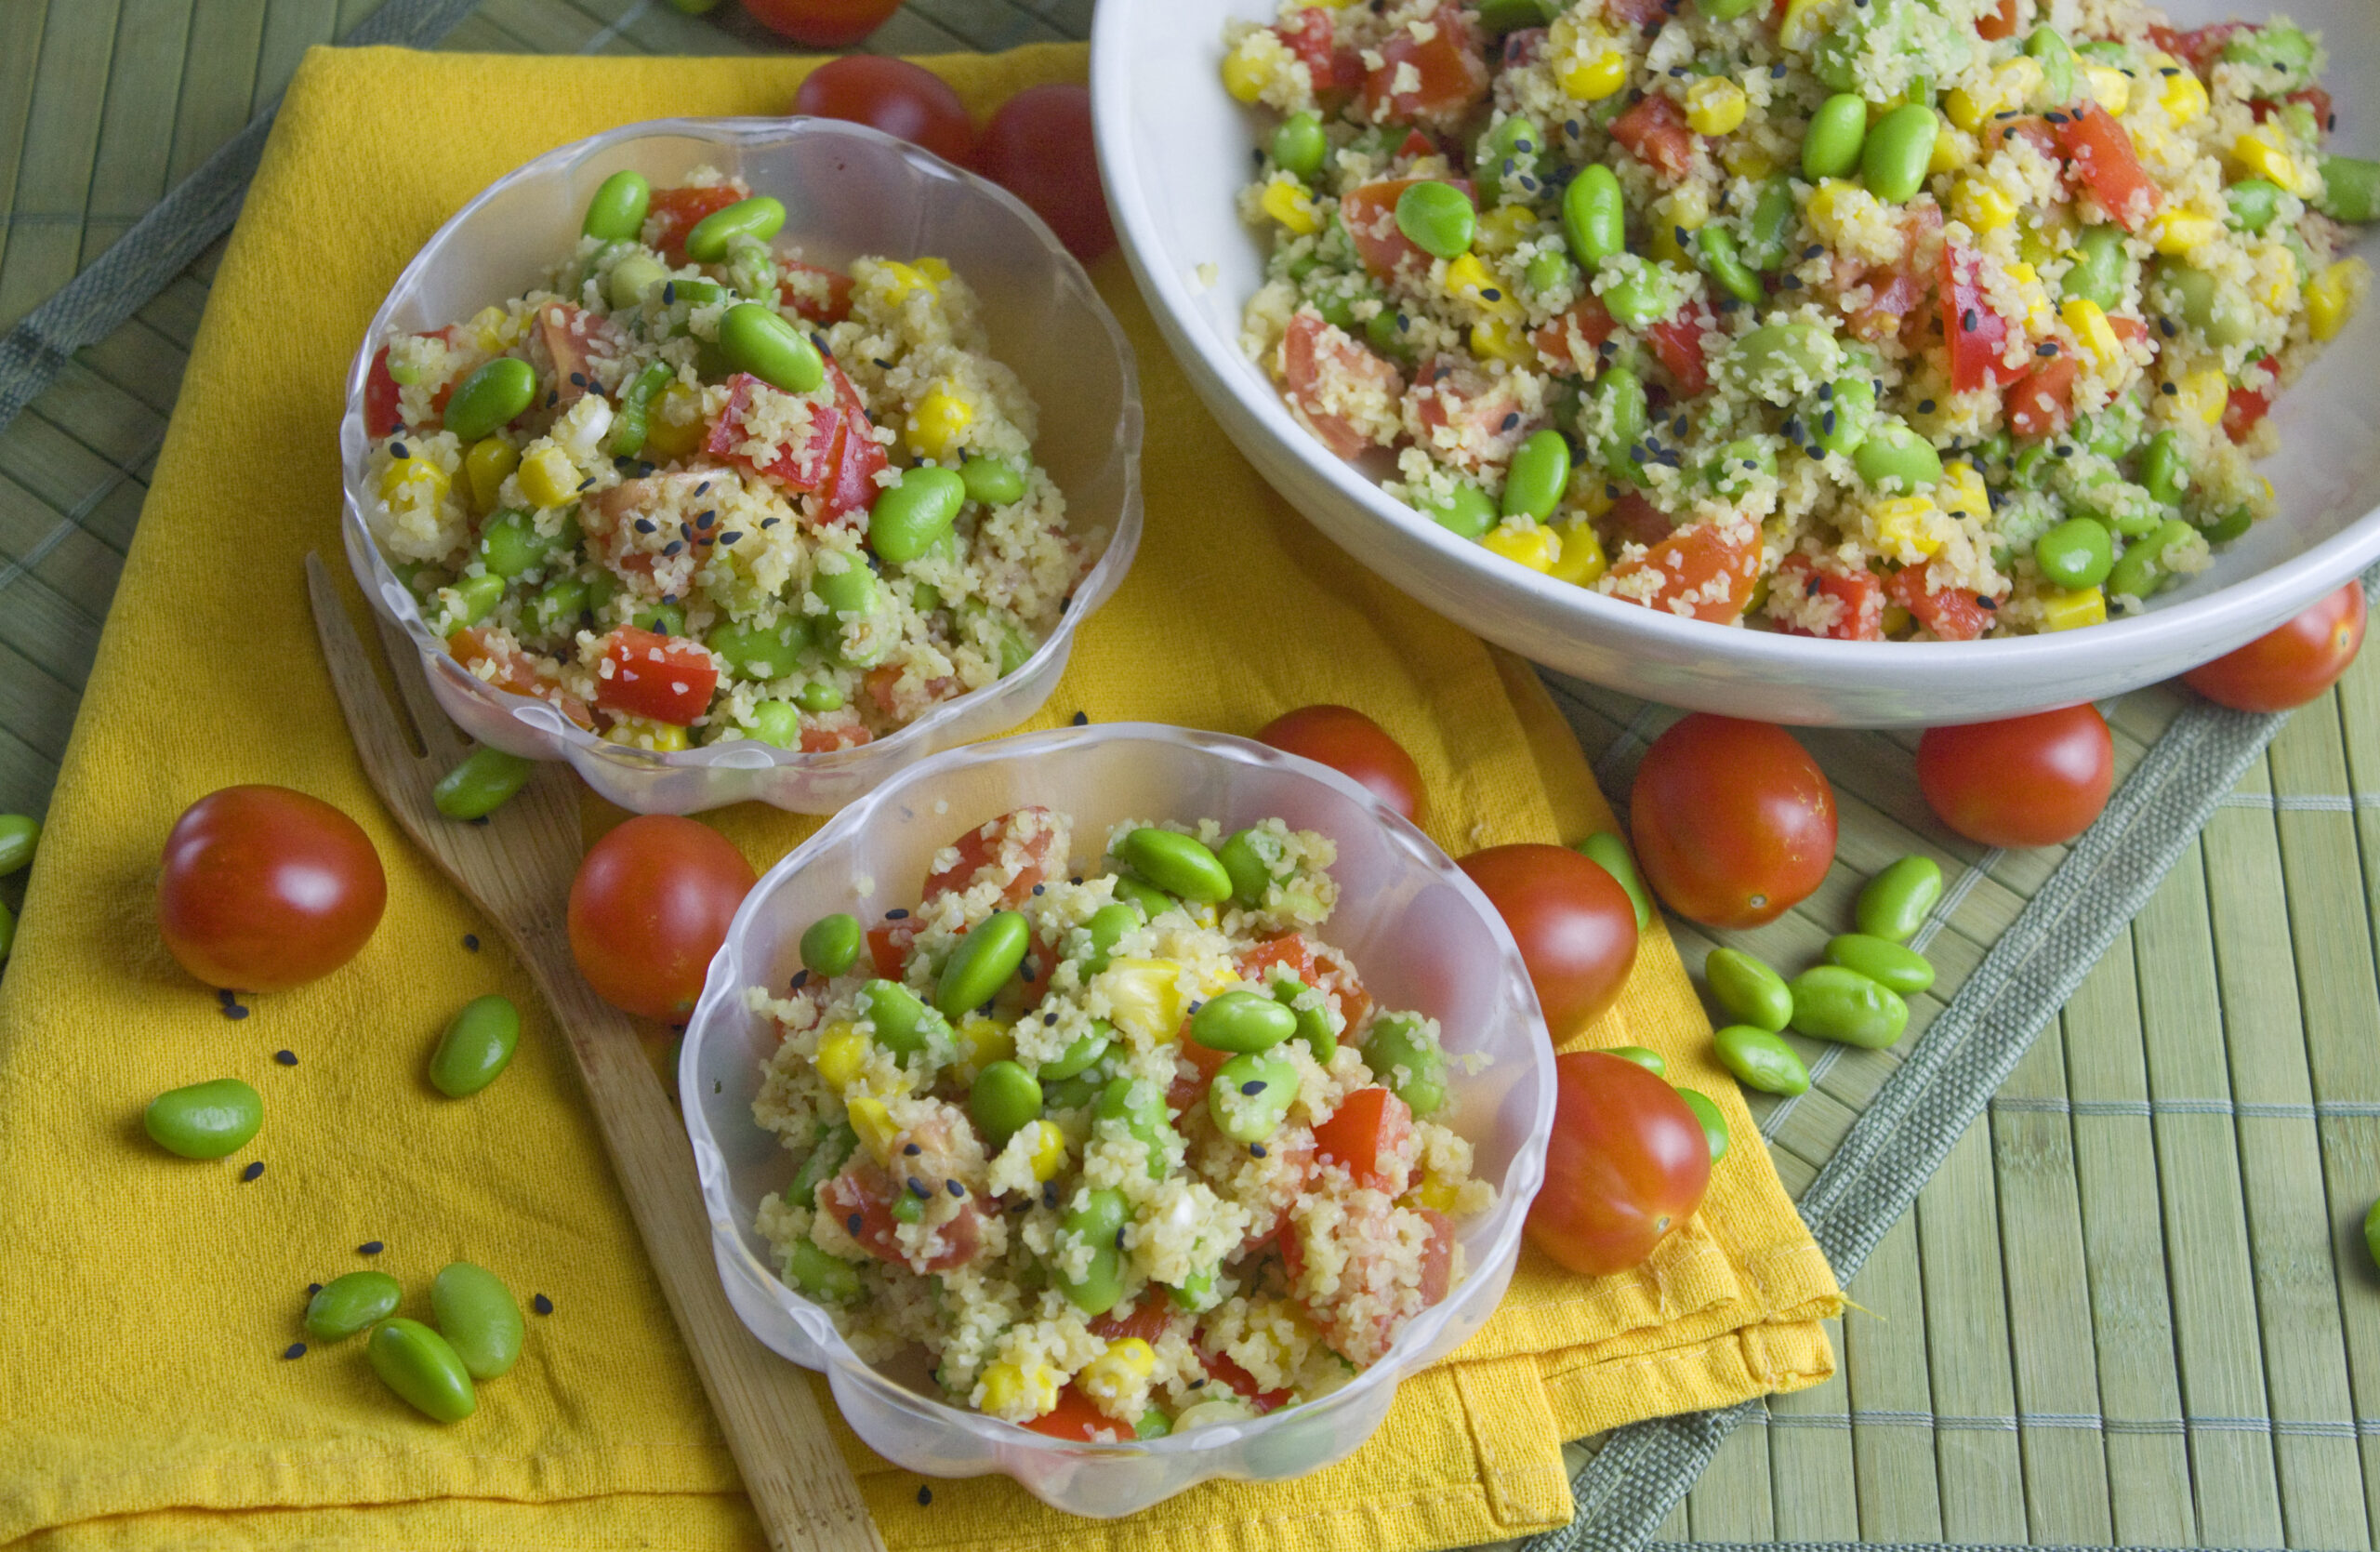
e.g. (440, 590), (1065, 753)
(144, 1078), (262, 1159)
(1116, 829), (1233, 904)
(1713, 1025), (1811, 1096)
(1788, 965), (1910, 1048)
(2366, 1200), (2380, 1272)
(1705, 948), (1792, 1033)
(367, 1317), (478, 1423)
(1825, 933), (1937, 995)
(1603, 1045), (1666, 1077)
(305, 1271), (403, 1342)
(1855, 855), (1944, 944)
(430, 994), (521, 1098)
(431, 1262), (524, 1380)
(1677, 1087), (1729, 1164)
(432, 747), (536, 822)
(0, 814), (40, 876)
(1575, 832), (1651, 933)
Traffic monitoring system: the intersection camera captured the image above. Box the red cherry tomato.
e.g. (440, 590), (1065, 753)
(1256, 704), (1423, 821)
(2182, 582), (2368, 713)
(792, 56), (976, 168)
(736, 0), (899, 47)
(156, 786), (387, 992)
(1629, 715), (1837, 929)
(1456, 844), (1639, 1037)
(975, 85), (1116, 265)
(567, 816), (757, 1022)
(1916, 705), (2113, 849)
(1526, 1051), (1710, 1278)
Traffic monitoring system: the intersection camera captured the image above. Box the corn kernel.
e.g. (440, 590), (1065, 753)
(1952, 179), (2017, 232)
(1778, 0), (1825, 49)
(599, 716), (690, 752)
(879, 259), (943, 303)
(1020, 1120), (1068, 1182)
(1470, 317), (1534, 365)
(464, 438), (518, 512)
(1221, 44), (1269, 104)
(1548, 519), (1607, 586)
(1686, 77), (1748, 138)
(976, 1360), (1062, 1420)
(1937, 462), (1990, 523)
(519, 444), (580, 509)
(1647, 192), (1705, 265)
(845, 1094), (900, 1163)
(2232, 127), (2312, 196)
(1944, 86), (1988, 134)
(1722, 140), (1779, 179)
(1559, 51), (1629, 102)
(1881, 603), (1914, 637)
(2179, 368), (2229, 426)
(646, 381), (706, 458)
(1445, 253), (1520, 318)
(1407, 1169), (1461, 1213)
(954, 1015), (1013, 1076)
(1474, 206), (1537, 256)
(2307, 258), (2366, 342)
(1260, 178), (1322, 236)
(2148, 208), (2220, 256)
(1079, 1338), (1158, 1405)
(379, 455), (451, 507)
(1869, 496), (1945, 560)
(1483, 523), (1561, 573)
(1990, 57), (2044, 114)
(1806, 179), (1881, 247)
(2160, 68), (2210, 126)
(1929, 118), (1974, 175)
(914, 257), (952, 285)
(813, 1023), (869, 1092)
(906, 388), (973, 461)
(2002, 260), (2054, 330)
(1100, 959), (1188, 1041)
(2085, 64), (2131, 114)
(1567, 470), (1615, 518)
(468, 305), (514, 353)
(2061, 297), (2123, 368)
(2040, 586), (2108, 631)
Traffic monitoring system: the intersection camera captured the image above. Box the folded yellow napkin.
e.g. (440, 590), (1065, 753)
(0, 42), (1840, 1551)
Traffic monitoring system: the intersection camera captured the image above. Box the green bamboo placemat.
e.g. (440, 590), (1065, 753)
(5, 4), (2379, 1548)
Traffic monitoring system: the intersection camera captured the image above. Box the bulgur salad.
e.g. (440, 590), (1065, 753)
(361, 169), (1097, 754)
(747, 804), (1491, 1440)
(1224, 0), (2379, 639)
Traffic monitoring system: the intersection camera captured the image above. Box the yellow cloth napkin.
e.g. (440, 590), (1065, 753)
(0, 41), (1840, 1552)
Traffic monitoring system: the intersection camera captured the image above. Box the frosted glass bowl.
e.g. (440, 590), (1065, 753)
(678, 723), (1554, 1516)
(340, 119), (1142, 813)
(1092, 0), (2380, 726)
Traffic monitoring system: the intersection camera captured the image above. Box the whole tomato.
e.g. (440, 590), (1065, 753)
(792, 56), (976, 168)
(567, 816), (757, 1022)
(2183, 582), (2368, 712)
(1257, 704), (1423, 821)
(1526, 1051), (1711, 1278)
(1916, 705), (2113, 849)
(737, 0), (899, 46)
(1630, 714), (1836, 929)
(156, 786), (387, 992)
(1457, 844), (1638, 1037)
(975, 84), (1117, 264)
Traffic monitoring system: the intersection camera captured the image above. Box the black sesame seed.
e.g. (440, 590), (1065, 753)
(2162, 380), (2180, 396)
(696, 509), (717, 527)
(463, 934), (480, 952)
(534, 1293), (554, 1315)
(1918, 399), (1937, 414)
(1566, 118), (1583, 138)
(947, 1179), (965, 1198)
(1977, 595), (1998, 610)
(241, 1161), (265, 1182)
(1070, 710), (1090, 726)
(874, 357), (893, 369)
(1772, 64), (1787, 78)
(1032, 883), (1046, 895)
(283, 1343), (308, 1360)
(218, 987), (236, 1005)
(358, 1241), (384, 1256)
(1240, 1080), (1265, 1095)
(695, 481), (710, 496)
(719, 531), (744, 545)
(635, 518), (657, 534)
(223, 1003), (249, 1021)
(662, 593), (678, 605)
(576, 477), (595, 492)
(909, 1177), (931, 1199)
(1251, 1144), (1268, 1157)
(1964, 308), (1980, 332)
(1822, 409), (1839, 434)
(662, 540), (683, 556)
(2038, 342), (2061, 357)
(887, 909), (909, 920)
(569, 371), (588, 387)
(1189, 1378), (1208, 1389)
(905, 1142), (923, 1156)
(789, 970), (810, 991)
(545, 391), (558, 407)
(390, 441), (410, 458)
(1819, 382), (1835, 402)
(308, 1282), (324, 1295)
(848, 1213), (865, 1235)
(664, 282), (677, 304)
(918, 1487), (933, 1506)
(1113, 1227), (1127, 1249)
(760, 517), (779, 529)
(274, 1049), (298, 1066)
(1782, 275), (1803, 290)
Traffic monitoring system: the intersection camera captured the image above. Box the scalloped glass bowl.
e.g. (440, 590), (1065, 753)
(340, 118), (1143, 814)
(1091, 0), (2380, 727)
(677, 723), (1554, 1516)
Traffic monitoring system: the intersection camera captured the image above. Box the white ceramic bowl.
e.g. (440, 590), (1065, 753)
(341, 119), (1143, 812)
(677, 723), (1554, 1516)
(1093, 1), (2380, 726)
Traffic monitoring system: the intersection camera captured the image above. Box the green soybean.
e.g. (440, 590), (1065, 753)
(1698, 0), (1760, 17)
(430, 994), (522, 1098)
(1117, 829), (1232, 904)
(1272, 110), (1328, 179)
(1113, 874), (1176, 922)
(1209, 1053), (1299, 1144)
(1524, 248), (1581, 301)
(1501, 430), (1572, 522)
(707, 617), (809, 682)
(1563, 165), (1626, 265)
(582, 170), (652, 241)
(794, 681), (845, 713)
(607, 252), (668, 312)
(935, 910), (1031, 1018)
(889, 1192), (923, 1225)
(2225, 179), (2285, 234)
(444, 357), (538, 444)
(1804, 94), (1871, 180)
(1862, 104), (1938, 204)
(860, 978), (942, 1059)
(1395, 181), (1476, 260)
(478, 509), (575, 581)
(433, 574), (504, 636)
(1480, 113), (1543, 206)
(2063, 224), (2130, 310)
(431, 747), (535, 821)
(1057, 1187), (1130, 1315)
(530, 574), (590, 634)
(959, 455), (1025, 506)
(1713, 1025), (1811, 1096)
(0, 814), (39, 877)
(683, 195), (786, 263)
(1788, 965), (1910, 1048)
(1603, 263), (1680, 328)
(1421, 480), (1497, 539)
(2025, 25), (2080, 105)
(1364, 1012), (1447, 1116)
(1604, 1045), (1666, 1077)
(785, 1237), (863, 1303)
(144, 1078), (261, 1159)
(1476, 0), (1558, 29)
(1696, 226), (1765, 306)
(970, 1060), (1043, 1147)
(1808, 374), (1878, 458)
(747, 700), (799, 749)
(2138, 429), (2191, 508)
(1038, 1024), (1112, 1081)
(1705, 948), (1792, 1033)
(718, 301), (824, 394)
(1192, 990), (1298, 1054)
(1575, 832), (1651, 932)
(1096, 1074), (1177, 1177)
(2222, 22), (2316, 81)
(812, 558), (878, 618)
(1743, 176), (1799, 272)
(1730, 322), (1843, 405)
(2163, 265), (2255, 347)
(2366, 1199), (2380, 1272)
(367, 1317), (477, 1423)
(430, 1262), (523, 1380)
(789, 1122), (856, 1202)
(2196, 505), (2254, 544)
(2039, 519), (2114, 595)
(1706, 436), (1778, 500)
(1589, 365), (1648, 475)
(1856, 419), (1944, 492)
(2109, 517), (2202, 602)
(1854, 855), (1943, 943)
(1677, 1088), (1730, 1163)
(2318, 155), (2380, 224)
(305, 1271), (403, 1341)
(1825, 933), (1936, 995)
(867, 467), (967, 564)
(1080, 904), (1139, 975)
(1218, 827), (1287, 906)
(800, 913), (863, 978)
(1275, 981), (1338, 1062)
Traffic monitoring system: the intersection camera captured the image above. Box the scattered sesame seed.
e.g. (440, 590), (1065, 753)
(283, 1343), (308, 1360)
(635, 518), (657, 534)
(242, 1161), (265, 1182)
(1032, 883), (1046, 895)
(909, 1177), (931, 1199)
(1500, 412), (1520, 431)
(760, 517), (779, 529)
(390, 441), (409, 458)
(463, 934), (480, 952)
(2162, 380), (2180, 396)
(222, 1002), (250, 1021)
(534, 1293), (554, 1315)
(719, 531), (744, 545)
(1250, 1144), (1267, 1157)
(1071, 710), (1090, 726)
(1782, 275), (1803, 290)
(905, 1142), (922, 1156)
(274, 1049), (298, 1066)
(664, 282), (676, 304)
(790, 969), (810, 990)
(918, 1487), (933, 1506)
(358, 1241), (384, 1256)
(1977, 596), (1998, 610)
(1963, 308), (1979, 332)
(1918, 399), (1937, 414)
(2038, 342), (2061, 357)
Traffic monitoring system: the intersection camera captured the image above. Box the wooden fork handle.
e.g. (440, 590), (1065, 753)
(509, 918), (887, 1552)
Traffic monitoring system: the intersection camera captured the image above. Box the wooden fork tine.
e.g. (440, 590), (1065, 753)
(374, 609), (472, 763)
(305, 553), (427, 790)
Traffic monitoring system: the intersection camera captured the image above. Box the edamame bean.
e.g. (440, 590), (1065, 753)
(431, 747), (534, 821)
(1677, 1087), (1729, 1162)
(1523, 248), (1581, 301)
(1705, 948), (1792, 1032)
(1698, 0), (1760, 17)
(959, 455), (1025, 506)
(144, 1078), (261, 1159)
(1856, 855), (1944, 944)
(1605, 1045), (1666, 1076)
(1039, 1023), (1113, 1081)
(430, 994), (521, 1098)
(1192, 990), (1298, 1054)
(631, 602), (685, 638)
(444, 358), (538, 444)
(0, 814), (38, 876)
(1804, 94), (1871, 180)
(1729, 322), (1844, 406)
(1476, 0), (1557, 30)
(683, 195), (786, 263)
(860, 978), (942, 1058)
(582, 170), (651, 241)
(602, 360), (678, 458)
(789, 1121), (856, 1202)
(2196, 505), (2254, 543)
(813, 557), (878, 618)
(2137, 429), (2190, 509)
(530, 574), (591, 634)
(800, 913), (863, 978)
(2223, 22), (2316, 80)
(1364, 1012), (1447, 1115)
(1806, 373), (1877, 458)
(1480, 113), (1542, 206)
(1395, 181), (1476, 260)
(1696, 226), (1765, 306)
(305, 1271), (403, 1341)
(1788, 965), (1910, 1048)
(785, 1237), (862, 1302)
(1563, 165), (1626, 265)
(1113, 875), (1176, 922)
(1097, 1073), (1177, 1173)
(970, 1060), (1043, 1147)
(1604, 262), (1682, 328)
(1855, 419), (1944, 493)
(1713, 1025), (1811, 1096)
(1825, 933), (1936, 995)
(1421, 480), (1497, 539)
(433, 573), (504, 636)
(1575, 831), (1651, 932)
(869, 467), (968, 564)
(1209, 1053), (1299, 1144)
(477, 509), (574, 580)
(719, 302), (825, 394)
(2226, 179), (2284, 234)
(1743, 176), (1799, 272)
(431, 1261), (523, 1380)
(2162, 266), (2255, 347)
(1081, 904), (1139, 975)
(890, 1192), (924, 1225)
(1589, 365), (1648, 476)
(0, 899), (17, 962)
(1273, 110), (1328, 179)
(607, 252), (668, 312)
(792, 682), (844, 715)
(1501, 430), (1572, 522)
(367, 1317), (477, 1423)
(2366, 1199), (2380, 1272)
(707, 617), (810, 682)
(1273, 980), (1338, 1062)
(2026, 25), (2080, 107)
(2319, 155), (2380, 224)
(1218, 827), (1288, 906)
(2063, 225), (2129, 310)
(2108, 517), (2202, 602)
(1116, 829), (1232, 904)
(935, 910), (1030, 1018)
(2034, 517), (2114, 590)
(1862, 104), (1938, 205)
(1058, 1187), (1130, 1315)
(1706, 436), (1778, 499)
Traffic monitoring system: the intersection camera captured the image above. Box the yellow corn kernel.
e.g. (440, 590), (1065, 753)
(1547, 519), (1607, 587)
(645, 381), (705, 458)
(2179, 368), (2229, 426)
(1567, 471), (1615, 518)
(1078, 1338), (1158, 1405)
(379, 455), (451, 507)
(954, 1014), (1013, 1076)
(1407, 1168), (1462, 1213)
(599, 716), (689, 752)
(1805, 179), (1862, 247)
(2149, 208), (2221, 256)
(813, 1024), (870, 1092)
(915, 257), (953, 285)
(1100, 959), (1187, 1041)
(1937, 462), (1990, 524)
(2061, 297), (2123, 368)
(976, 1360), (1062, 1421)
(1944, 86), (1988, 134)
(1020, 1119), (1068, 1182)
(845, 1095), (900, 1164)
(1929, 118), (1974, 175)
(1483, 523), (1561, 574)
(1952, 179), (2017, 232)
(2232, 127), (2312, 196)
(1445, 253), (1521, 319)
(879, 259), (943, 304)
(906, 389), (973, 462)
(2257, 243), (2301, 313)
(468, 305), (515, 353)
(2040, 586), (2108, 631)
(464, 438), (518, 512)
(2002, 260), (2054, 331)
(1987, 57), (2045, 115)
(1881, 603), (1914, 637)
(1470, 317), (1534, 365)
(2085, 64), (2131, 115)
(2307, 258), (2365, 342)
(1559, 51), (1629, 102)
(1260, 178), (1323, 236)
(1722, 140), (1779, 179)
(1686, 77), (1748, 138)
(1474, 205), (1538, 255)
(518, 444), (580, 510)
(2160, 67), (2209, 126)
(1778, 0), (1825, 49)
(1221, 44), (1268, 104)
(1869, 497), (1945, 560)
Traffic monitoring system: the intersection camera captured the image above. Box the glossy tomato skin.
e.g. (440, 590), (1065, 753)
(1526, 1051), (1711, 1278)
(157, 786), (387, 992)
(1916, 705), (2113, 849)
(975, 85), (1116, 264)
(1256, 704), (1423, 821)
(1457, 844), (1638, 1037)
(1630, 715), (1837, 929)
(2182, 583), (2368, 713)
(792, 56), (976, 167)
(738, 0), (899, 46)
(567, 816), (757, 1022)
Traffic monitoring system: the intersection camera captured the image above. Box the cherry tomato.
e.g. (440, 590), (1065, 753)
(1313, 1086), (1416, 1194)
(1526, 1051), (1710, 1278)
(1456, 843), (1639, 1037)
(156, 786), (387, 992)
(737, 0), (899, 46)
(2183, 582), (2368, 713)
(567, 816), (757, 1022)
(1257, 705), (1423, 821)
(792, 56), (976, 168)
(974, 85), (1116, 264)
(1916, 705), (2113, 849)
(1630, 715), (1837, 929)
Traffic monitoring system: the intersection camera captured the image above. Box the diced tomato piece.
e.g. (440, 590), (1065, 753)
(539, 302), (620, 407)
(1501, 27), (1547, 69)
(1846, 269), (1927, 346)
(1977, 0), (2019, 40)
(1360, 7), (1488, 129)
(1987, 114), (2061, 161)
(707, 373), (842, 491)
(1023, 1384), (1129, 1441)
(1405, 358), (1531, 473)
(2007, 356), (2080, 440)
(1611, 93), (1697, 183)
(1772, 554), (1885, 641)
(364, 347), (403, 437)
(596, 627), (721, 726)
(2290, 84), (2334, 132)
(821, 362), (888, 524)
(1417, 1208), (1456, 1306)
(779, 260), (854, 325)
(647, 184), (742, 265)
(1606, 0), (1674, 24)
(1313, 1087), (1416, 1195)
(1311, 945), (1371, 1033)
(922, 806), (1063, 905)
(1606, 489), (1676, 548)
(819, 1161), (983, 1273)
(1646, 304), (1712, 396)
(1280, 310), (1404, 461)
(1237, 934), (1319, 988)
(1942, 245), (2030, 392)
(2226, 379), (2274, 444)
(1090, 1291), (1175, 1346)
(1340, 178), (1475, 282)
(446, 626), (595, 729)
(1276, 7), (1336, 86)
(1885, 567), (2002, 643)
(2055, 105), (2161, 232)
(799, 720), (873, 753)
(1169, 1015), (1236, 1112)
(1529, 292), (1617, 374)
(1200, 1347), (1294, 1413)
(866, 920), (914, 978)
(2148, 23), (2242, 77)
(1608, 520), (1764, 625)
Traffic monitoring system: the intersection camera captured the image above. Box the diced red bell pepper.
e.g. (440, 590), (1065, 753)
(1606, 489), (1676, 548)
(1885, 567), (2000, 642)
(1339, 178), (1475, 282)
(1500, 27), (1547, 70)
(2148, 22), (2243, 77)
(2225, 379), (2274, 444)
(778, 260), (854, 325)
(447, 626), (594, 728)
(1405, 358), (1531, 473)
(596, 626), (721, 726)
(1646, 304), (1713, 397)
(1090, 1291), (1175, 1346)
(539, 302), (619, 408)
(2007, 356), (2080, 441)
(1987, 114), (2061, 161)
(1200, 1347), (1294, 1413)
(1977, 0), (2020, 41)
(1359, 7), (1489, 130)
(819, 1161), (983, 1272)
(364, 347), (403, 437)
(799, 720), (873, 753)
(1313, 1086), (1416, 1195)
(1608, 520), (1764, 624)
(922, 806), (1063, 904)
(646, 184), (742, 265)
(2055, 104), (2162, 233)
(1023, 1385), (1130, 1441)
(707, 372), (841, 491)
(1942, 245), (2030, 392)
(1529, 293), (1618, 375)
(1774, 554), (1885, 641)
(1611, 93), (1697, 183)
(1237, 933), (1319, 988)
(1606, 0), (1674, 24)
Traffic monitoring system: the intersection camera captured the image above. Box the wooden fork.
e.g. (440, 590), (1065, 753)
(305, 552), (884, 1552)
